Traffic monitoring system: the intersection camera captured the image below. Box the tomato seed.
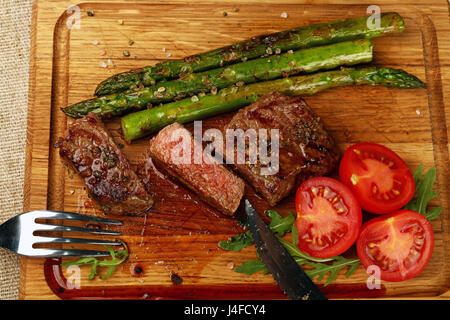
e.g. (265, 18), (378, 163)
(350, 174), (359, 185)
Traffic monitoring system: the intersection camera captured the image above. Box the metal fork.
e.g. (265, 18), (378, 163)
(0, 210), (123, 258)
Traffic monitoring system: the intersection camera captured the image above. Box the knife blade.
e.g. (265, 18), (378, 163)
(244, 199), (327, 300)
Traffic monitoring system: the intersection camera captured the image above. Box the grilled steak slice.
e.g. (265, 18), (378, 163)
(224, 92), (340, 206)
(55, 113), (153, 215)
(147, 122), (245, 216)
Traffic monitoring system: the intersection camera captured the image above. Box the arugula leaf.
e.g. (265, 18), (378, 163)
(266, 210), (295, 237)
(222, 164), (443, 286)
(235, 259), (269, 275)
(218, 210), (295, 251)
(424, 206), (442, 221)
(278, 237), (333, 263)
(220, 209), (361, 286)
(218, 231), (253, 252)
(234, 244), (359, 286)
(61, 239), (129, 280)
(234, 256), (309, 276)
(303, 256), (360, 286)
(291, 223), (299, 247)
(404, 165), (442, 221)
(412, 163), (424, 185)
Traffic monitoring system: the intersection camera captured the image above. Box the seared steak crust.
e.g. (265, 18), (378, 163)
(55, 113), (153, 215)
(224, 92), (340, 206)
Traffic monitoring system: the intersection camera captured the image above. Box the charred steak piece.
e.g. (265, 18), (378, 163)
(55, 113), (153, 215)
(224, 92), (340, 206)
(147, 122), (245, 216)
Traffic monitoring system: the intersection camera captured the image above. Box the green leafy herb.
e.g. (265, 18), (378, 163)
(235, 255), (308, 276)
(235, 259), (269, 275)
(219, 210), (360, 286)
(218, 210), (295, 251)
(218, 231), (253, 252)
(304, 256), (360, 286)
(404, 165), (442, 221)
(266, 210), (295, 237)
(291, 223), (299, 247)
(61, 239), (129, 280)
(278, 237), (333, 263)
(423, 206), (442, 221)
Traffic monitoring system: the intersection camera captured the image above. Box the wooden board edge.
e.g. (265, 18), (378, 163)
(417, 6), (450, 299)
(18, 0), (450, 300)
(19, 0), (59, 300)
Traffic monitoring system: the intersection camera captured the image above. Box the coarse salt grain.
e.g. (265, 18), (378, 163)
(416, 109), (421, 115)
(191, 95), (199, 102)
(280, 12), (288, 18)
(166, 52), (172, 57)
(92, 40), (99, 45)
(99, 61), (107, 68)
(99, 49), (106, 56)
(162, 47), (166, 52)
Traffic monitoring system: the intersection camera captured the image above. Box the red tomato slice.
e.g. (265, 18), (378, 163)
(295, 177), (362, 258)
(339, 143), (415, 214)
(357, 210), (434, 282)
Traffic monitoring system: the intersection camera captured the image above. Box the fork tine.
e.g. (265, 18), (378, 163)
(30, 248), (112, 258)
(31, 210), (123, 225)
(33, 236), (123, 246)
(35, 223), (122, 235)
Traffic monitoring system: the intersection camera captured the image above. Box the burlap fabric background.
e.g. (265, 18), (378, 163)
(0, 0), (34, 300)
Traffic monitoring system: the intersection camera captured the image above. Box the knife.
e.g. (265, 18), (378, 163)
(244, 199), (327, 300)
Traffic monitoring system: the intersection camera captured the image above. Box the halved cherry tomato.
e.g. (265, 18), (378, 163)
(339, 143), (415, 214)
(295, 177), (362, 258)
(357, 210), (434, 282)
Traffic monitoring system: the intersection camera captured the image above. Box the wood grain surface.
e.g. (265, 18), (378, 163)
(21, 0), (449, 299)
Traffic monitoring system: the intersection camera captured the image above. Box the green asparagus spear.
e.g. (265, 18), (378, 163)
(95, 12), (405, 96)
(120, 67), (425, 142)
(63, 39), (373, 119)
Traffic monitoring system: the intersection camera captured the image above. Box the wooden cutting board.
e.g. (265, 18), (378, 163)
(20, 0), (450, 299)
